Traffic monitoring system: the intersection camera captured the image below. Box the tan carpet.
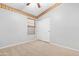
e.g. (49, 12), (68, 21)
(0, 40), (79, 56)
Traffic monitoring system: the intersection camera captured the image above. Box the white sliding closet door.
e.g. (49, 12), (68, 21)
(36, 18), (50, 42)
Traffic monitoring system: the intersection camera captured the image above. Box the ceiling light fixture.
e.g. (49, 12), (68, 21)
(26, 3), (41, 8)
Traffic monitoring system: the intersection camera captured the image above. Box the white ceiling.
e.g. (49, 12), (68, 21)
(5, 3), (53, 16)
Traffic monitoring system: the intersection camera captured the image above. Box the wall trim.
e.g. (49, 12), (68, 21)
(1, 38), (79, 53)
(38, 39), (79, 52)
(0, 3), (37, 19)
(50, 42), (79, 52)
(0, 39), (36, 50)
(0, 3), (62, 20)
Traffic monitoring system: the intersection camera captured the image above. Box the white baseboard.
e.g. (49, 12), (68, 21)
(0, 39), (36, 49)
(38, 39), (79, 52)
(37, 39), (50, 43)
(1, 38), (79, 52)
(50, 42), (79, 52)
